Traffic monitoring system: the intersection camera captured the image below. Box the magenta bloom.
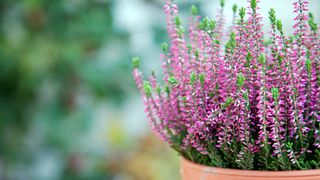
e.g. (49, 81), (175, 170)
(133, 0), (320, 170)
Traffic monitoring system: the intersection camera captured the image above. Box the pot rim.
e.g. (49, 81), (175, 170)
(181, 156), (320, 177)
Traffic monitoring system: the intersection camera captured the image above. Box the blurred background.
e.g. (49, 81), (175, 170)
(0, 0), (319, 179)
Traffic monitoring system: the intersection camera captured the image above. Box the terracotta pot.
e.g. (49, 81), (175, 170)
(180, 157), (320, 180)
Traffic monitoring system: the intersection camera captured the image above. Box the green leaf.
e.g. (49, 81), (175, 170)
(195, 49), (200, 58)
(144, 81), (152, 97)
(220, 0), (225, 8)
(308, 12), (314, 20)
(239, 7), (246, 20)
(259, 54), (266, 65)
(161, 42), (169, 52)
(156, 86), (161, 95)
(268, 8), (276, 26)
(237, 73), (245, 88)
(165, 85), (170, 95)
(250, 0), (257, 10)
(271, 87), (279, 102)
(198, 17), (215, 31)
(190, 71), (197, 85)
(232, 4), (238, 14)
(243, 91), (249, 101)
(177, 27), (185, 36)
(222, 97), (234, 108)
(209, 19), (216, 30)
(199, 73), (205, 85)
(276, 20), (283, 32)
(305, 59), (311, 74)
(191, 5), (198, 16)
(187, 44), (192, 52)
(132, 57), (140, 68)
(168, 76), (179, 85)
(308, 20), (318, 32)
(175, 16), (182, 26)
(245, 53), (252, 67)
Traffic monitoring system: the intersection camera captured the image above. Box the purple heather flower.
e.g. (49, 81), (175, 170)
(133, 0), (320, 170)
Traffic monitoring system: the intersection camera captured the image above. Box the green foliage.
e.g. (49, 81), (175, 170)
(190, 71), (197, 85)
(175, 16), (182, 26)
(305, 59), (312, 74)
(309, 12), (314, 19)
(276, 20), (283, 33)
(235, 150), (254, 170)
(191, 5), (198, 16)
(156, 86), (162, 95)
(199, 74), (205, 85)
(144, 81), (152, 97)
(239, 7), (246, 21)
(232, 4), (238, 14)
(165, 85), (171, 95)
(168, 76), (179, 85)
(0, 0), (131, 178)
(221, 97), (234, 108)
(271, 87), (279, 102)
(177, 27), (185, 37)
(308, 13), (318, 32)
(195, 49), (200, 58)
(308, 20), (318, 32)
(161, 42), (169, 52)
(198, 17), (216, 32)
(250, 0), (257, 10)
(226, 32), (236, 50)
(268, 8), (276, 26)
(220, 0), (225, 8)
(236, 73), (245, 88)
(132, 57), (141, 68)
(259, 54), (266, 65)
(245, 53), (252, 67)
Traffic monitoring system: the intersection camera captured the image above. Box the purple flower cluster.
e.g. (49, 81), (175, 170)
(133, 0), (320, 170)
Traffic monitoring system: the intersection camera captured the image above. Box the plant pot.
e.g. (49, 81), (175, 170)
(180, 157), (320, 180)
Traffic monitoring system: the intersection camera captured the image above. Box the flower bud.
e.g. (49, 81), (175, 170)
(268, 8), (276, 26)
(239, 7), (246, 20)
(161, 42), (169, 52)
(232, 4), (238, 14)
(132, 57), (140, 68)
(191, 5), (198, 16)
(220, 0), (225, 8)
(144, 81), (152, 97)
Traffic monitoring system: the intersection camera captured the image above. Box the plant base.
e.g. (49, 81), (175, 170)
(180, 157), (320, 180)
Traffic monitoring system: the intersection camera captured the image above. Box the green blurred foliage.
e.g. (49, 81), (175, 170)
(0, 0), (133, 179)
(0, 0), (182, 179)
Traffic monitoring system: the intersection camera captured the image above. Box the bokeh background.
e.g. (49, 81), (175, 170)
(0, 0), (319, 179)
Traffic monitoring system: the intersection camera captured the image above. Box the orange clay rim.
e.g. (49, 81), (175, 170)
(181, 157), (320, 177)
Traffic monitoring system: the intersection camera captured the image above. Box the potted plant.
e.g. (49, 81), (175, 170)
(132, 0), (320, 179)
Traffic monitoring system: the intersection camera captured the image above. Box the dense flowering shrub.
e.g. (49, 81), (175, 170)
(133, 0), (320, 170)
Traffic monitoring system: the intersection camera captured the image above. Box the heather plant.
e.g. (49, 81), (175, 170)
(132, 0), (320, 170)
